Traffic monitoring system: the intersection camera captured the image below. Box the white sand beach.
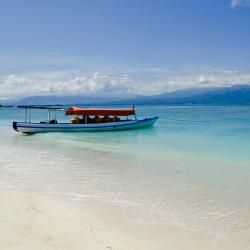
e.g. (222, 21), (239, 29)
(1, 107), (250, 250)
(0, 187), (229, 250)
(1, 0), (250, 248)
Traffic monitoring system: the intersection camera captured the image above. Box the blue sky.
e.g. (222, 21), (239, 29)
(1, 0), (250, 99)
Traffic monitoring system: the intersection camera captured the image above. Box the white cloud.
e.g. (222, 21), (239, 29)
(0, 71), (135, 100)
(231, 0), (250, 8)
(0, 70), (250, 100)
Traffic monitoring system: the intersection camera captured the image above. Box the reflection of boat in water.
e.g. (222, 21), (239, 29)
(13, 106), (158, 134)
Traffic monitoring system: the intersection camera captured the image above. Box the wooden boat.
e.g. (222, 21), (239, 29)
(13, 106), (158, 134)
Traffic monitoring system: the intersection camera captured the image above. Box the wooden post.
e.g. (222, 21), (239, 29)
(48, 109), (51, 122)
(25, 108), (27, 122)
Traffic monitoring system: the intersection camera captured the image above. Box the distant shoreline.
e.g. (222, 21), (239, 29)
(2, 85), (250, 107)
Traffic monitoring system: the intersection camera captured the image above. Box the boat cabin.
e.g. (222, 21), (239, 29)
(65, 106), (137, 124)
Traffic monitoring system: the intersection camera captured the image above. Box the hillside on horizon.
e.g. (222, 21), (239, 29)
(112, 85), (250, 105)
(3, 85), (250, 106)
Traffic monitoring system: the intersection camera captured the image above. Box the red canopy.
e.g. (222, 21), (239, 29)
(65, 106), (136, 116)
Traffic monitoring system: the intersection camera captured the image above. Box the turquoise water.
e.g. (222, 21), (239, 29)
(0, 105), (250, 248)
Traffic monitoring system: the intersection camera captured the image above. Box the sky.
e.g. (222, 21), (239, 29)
(1, 0), (250, 100)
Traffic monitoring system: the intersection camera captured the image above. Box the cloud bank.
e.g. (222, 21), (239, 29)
(1, 70), (250, 100)
(0, 72), (135, 100)
(231, 0), (250, 8)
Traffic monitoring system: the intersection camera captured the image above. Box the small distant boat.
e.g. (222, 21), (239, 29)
(13, 106), (158, 134)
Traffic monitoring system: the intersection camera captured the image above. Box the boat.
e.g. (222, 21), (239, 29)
(13, 106), (158, 133)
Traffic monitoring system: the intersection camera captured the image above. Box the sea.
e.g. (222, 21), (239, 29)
(0, 105), (249, 249)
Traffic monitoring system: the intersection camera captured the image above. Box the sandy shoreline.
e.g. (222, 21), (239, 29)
(0, 188), (133, 250)
(0, 187), (230, 250)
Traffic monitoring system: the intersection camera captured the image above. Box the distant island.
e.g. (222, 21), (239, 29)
(114, 84), (250, 106)
(0, 104), (14, 107)
(4, 84), (250, 106)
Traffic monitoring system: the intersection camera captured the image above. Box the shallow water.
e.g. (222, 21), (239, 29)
(0, 105), (250, 249)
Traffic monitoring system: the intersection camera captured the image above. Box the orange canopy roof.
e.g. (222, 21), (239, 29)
(65, 106), (136, 116)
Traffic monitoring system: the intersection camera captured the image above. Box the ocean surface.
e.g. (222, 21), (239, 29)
(0, 105), (250, 249)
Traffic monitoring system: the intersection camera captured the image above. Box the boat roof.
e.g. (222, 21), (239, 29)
(65, 106), (136, 116)
(17, 105), (64, 110)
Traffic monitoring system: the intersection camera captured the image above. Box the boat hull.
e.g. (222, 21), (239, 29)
(13, 117), (158, 133)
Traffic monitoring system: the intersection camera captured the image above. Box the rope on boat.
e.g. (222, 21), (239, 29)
(162, 117), (228, 123)
(0, 118), (237, 127)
